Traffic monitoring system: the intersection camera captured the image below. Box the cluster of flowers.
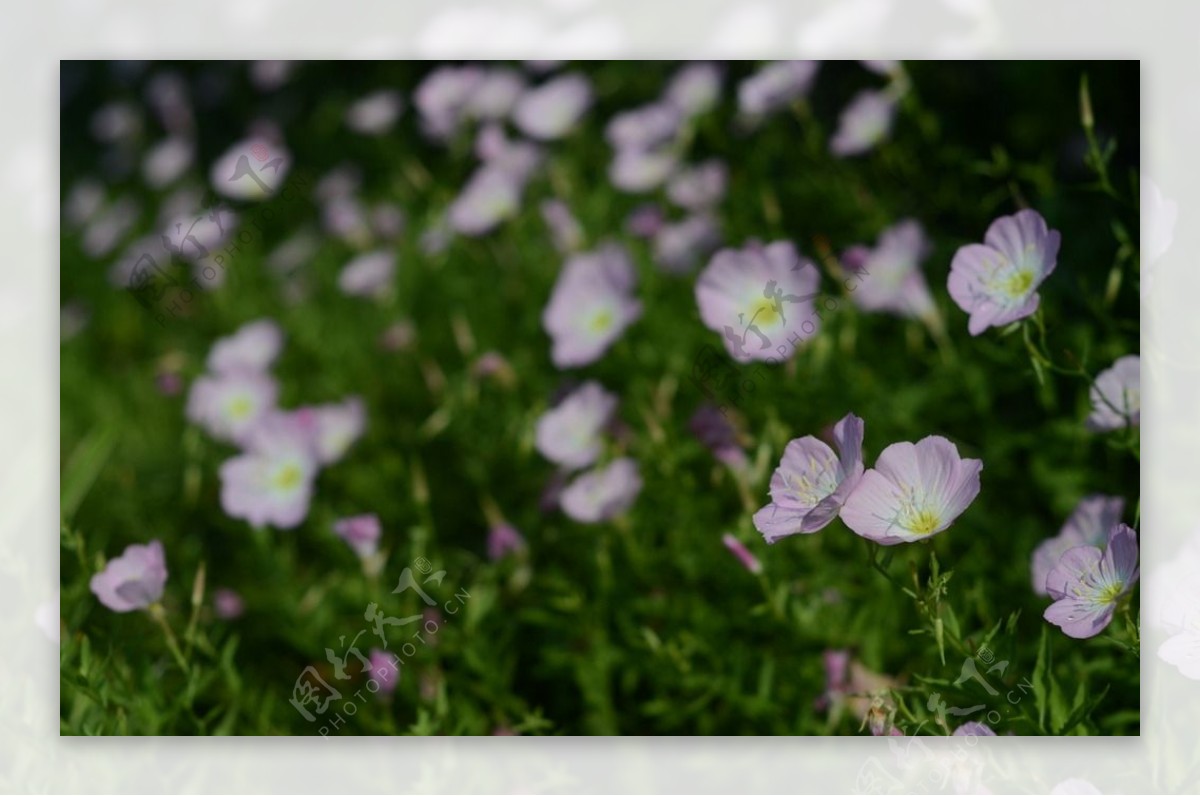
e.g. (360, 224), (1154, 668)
(534, 381), (643, 524)
(184, 318), (366, 529)
(1031, 496), (1139, 639)
(752, 413), (983, 547)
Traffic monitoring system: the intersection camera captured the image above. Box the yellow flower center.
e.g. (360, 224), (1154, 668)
(906, 509), (941, 535)
(589, 308), (615, 334)
(1096, 581), (1124, 604)
(272, 463), (303, 491)
(227, 395), (253, 420)
(1000, 270), (1034, 298)
(748, 297), (783, 328)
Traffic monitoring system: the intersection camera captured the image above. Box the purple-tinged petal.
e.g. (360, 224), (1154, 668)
(534, 381), (617, 470)
(89, 540), (168, 613)
(1043, 596), (1115, 639)
(559, 458), (642, 523)
(722, 533), (763, 574)
(1087, 355), (1140, 431)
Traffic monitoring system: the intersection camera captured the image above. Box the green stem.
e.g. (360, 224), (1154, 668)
(149, 603), (190, 674)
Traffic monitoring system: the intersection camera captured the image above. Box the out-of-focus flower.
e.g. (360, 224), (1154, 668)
(952, 721), (996, 736)
(543, 244), (642, 368)
(448, 166), (523, 236)
(213, 588), (245, 619)
(540, 199), (584, 253)
(695, 240), (821, 363)
(841, 435), (982, 545)
(464, 68), (526, 120)
(380, 319), (417, 352)
(689, 403), (748, 470)
(606, 102), (682, 152)
(753, 413), (865, 542)
(722, 533), (762, 574)
(948, 209), (1061, 336)
(738, 60), (819, 118)
(156, 371), (183, 396)
(295, 397), (367, 466)
(665, 62), (722, 118)
(666, 160), (728, 211)
(338, 250), (395, 298)
(371, 203), (406, 241)
(89, 540), (168, 613)
(210, 137), (292, 201)
(61, 301), (90, 341)
(830, 90), (898, 157)
(142, 137), (194, 189)
(64, 179), (106, 229)
(186, 369), (278, 446)
(653, 214), (722, 275)
(817, 649), (897, 729)
(346, 90), (404, 135)
(83, 197), (140, 258)
(472, 351), (516, 386)
(841, 219), (935, 320)
(322, 195), (371, 247)
(488, 523), (527, 561)
(333, 514), (382, 558)
(207, 319), (284, 374)
(368, 649), (400, 694)
(219, 413), (320, 529)
(145, 71), (194, 135)
(1086, 355), (1140, 431)
(1044, 524), (1139, 639)
(560, 457), (643, 523)
(535, 381), (617, 470)
(415, 65), (484, 139)
(266, 229), (319, 276)
(161, 205), (239, 293)
(512, 73), (592, 141)
(250, 60), (296, 92)
(862, 60), (902, 76)
(91, 100), (141, 143)
(626, 204), (665, 238)
(1031, 495), (1125, 596)
(609, 147), (678, 193)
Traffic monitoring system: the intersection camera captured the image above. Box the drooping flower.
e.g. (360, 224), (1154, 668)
(338, 250), (395, 298)
(948, 209), (1061, 335)
(368, 648), (400, 694)
(209, 137), (291, 201)
(952, 722), (996, 737)
(560, 457), (643, 523)
(752, 413), (865, 542)
(1086, 355), (1140, 431)
(1031, 494), (1125, 596)
(89, 540), (168, 613)
(1044, 523), (1139, 639)
(512, 73), (592, 141)
(738, 60), (819, 119)
(666, 160), (728, 211)
(218, 412), (320, 529)
(540, 199), (584, 253)
(722, 533), (763, 574)
(816, 648), (897, 730)
(542, 244), (642, 368)
(688, 403), (748, 470)
(346, 90), (404, 135)
(840, 435), (982, 545)
(142, 136), (194, 189)
(829, 89), (898, 157)
(534, 381), (618, 470)
(695, 240), (821, 363)
(206, 318), (284, 374)
(333, 514), (382, 558)
(213, 588), (245, 619)
(653, 214), (722, 275)
(488, 523), (527, 561)
(841, 219), (935, 320)
(185, 369), (278, 446)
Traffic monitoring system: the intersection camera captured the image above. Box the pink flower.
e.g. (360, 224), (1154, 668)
(840, 436), (982, 545)
(605, 102), (682, 152)
(534, 381), (617, 470)
(338, 250), (395, 298)
(608, 148), (678, 193)
(695, 241), (821, 363)
(206, 319), (284, 374)
(512, 73), (592, 141)
(722, 533), (763, 574)
(333, 514), (382, 558)
(209, 137), (291, 201)
(368, 648), (400, 694)
(653, 214), (721, 275)
(1086, 355), (1140, 431)
(283, 398), (367, 466)
(665, 62), (721, 118)
(346, 90), (403, 135)
(1031, 495), (1124, 596)
(488, 523), (527, 561)
(666, 160), (728, 211)
(542, 245), (642, 368)
(89, 540), (167, 612)
(1044, 524), (1139, 639)
(953, 721), (996, 736)
(689, 404), (747, 470)
(842, 219), (935, 320)
(218, 413), (320, 530)
(540, 199), (584, 253)
(948, 209), (1061, 335)
(448, 166), (523, 237)
(753, 413), (865, 542)
(560, 458), (643, 523)
(829, 90), (898, 157)
(213, 588), (245, 619)
(738, 61), (819, 118)
(185, 369), (278, 446)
